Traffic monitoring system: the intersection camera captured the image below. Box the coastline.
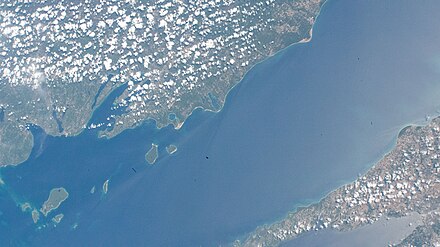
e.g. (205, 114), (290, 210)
(3, 0), (440, 245)
(0, 0), (327, 167)
(1, 0), (328, 167)
(96, 0), (328, 135)
(235, 115), (440, 246)
(173, 0), (330, 131)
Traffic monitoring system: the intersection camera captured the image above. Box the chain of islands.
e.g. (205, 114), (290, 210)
(2, 0), (440, 246)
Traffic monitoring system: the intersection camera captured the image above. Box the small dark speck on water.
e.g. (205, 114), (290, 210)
(206, 156), (209, 160)
(132, 168), (137, 173)
(371, 121), (373, 125)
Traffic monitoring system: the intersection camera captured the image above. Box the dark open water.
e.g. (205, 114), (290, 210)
(1, 0), (440, 246)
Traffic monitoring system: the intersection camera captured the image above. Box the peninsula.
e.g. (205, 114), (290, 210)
(238, 117), (440, 246)
(0, 0), (325, 166)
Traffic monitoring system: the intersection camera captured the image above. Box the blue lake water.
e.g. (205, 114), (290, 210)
(2, 0), (440, 246)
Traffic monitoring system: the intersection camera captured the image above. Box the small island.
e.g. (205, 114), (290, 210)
(90, 185), (96, 194)
(20, 202), (31, 212)
(102, 180), (109, 194)
(31, 209), (40, 224)
(145, 143), (159, 165)
(40, 187), (69, 217)
(52, 213), (64, 224)
(166, 144), (178, 155)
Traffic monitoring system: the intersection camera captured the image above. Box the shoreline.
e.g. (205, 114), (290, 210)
(0, 0), (328, 167)
(173, 0), (330, 131)
(235, 115), (440, 246)
(3, 0), (329, 165)
(84, 0), (330, 138)
(97, 0), (328, 135)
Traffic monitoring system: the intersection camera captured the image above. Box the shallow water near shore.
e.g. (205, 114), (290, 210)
(2, 0), (440, 246)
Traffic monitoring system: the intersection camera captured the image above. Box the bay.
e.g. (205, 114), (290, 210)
(1, 0), (440, 246)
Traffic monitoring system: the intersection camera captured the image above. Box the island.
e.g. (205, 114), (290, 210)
(166, 144), (178, 155)
(145, 143), (159, 165)
(31, 209), (40, 224)
(20, 202), (31, 212)
(90, 185), (96, 194)
(40, 187), (69, 217)
(102, 180), (109, 194)
(52, 213), (64, 224)
(237, 117), (440, 246)
(0, 0), (325, 166)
